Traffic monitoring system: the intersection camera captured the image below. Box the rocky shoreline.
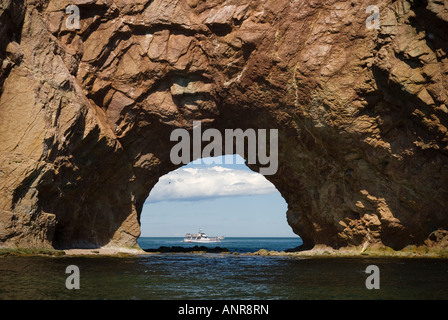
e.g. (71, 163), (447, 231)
(249, 245), (448, 259)
(1, 244), (448, 258)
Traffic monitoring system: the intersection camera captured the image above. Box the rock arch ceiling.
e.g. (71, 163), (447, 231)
(0, 0), (447, 250)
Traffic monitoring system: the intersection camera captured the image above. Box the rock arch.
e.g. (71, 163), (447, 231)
(0, 0), (447, 250)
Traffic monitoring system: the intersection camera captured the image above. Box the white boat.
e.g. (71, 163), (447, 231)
(184, 229), (224, 243)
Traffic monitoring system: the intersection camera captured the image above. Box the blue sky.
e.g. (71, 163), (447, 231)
(140, 155), (297, 237)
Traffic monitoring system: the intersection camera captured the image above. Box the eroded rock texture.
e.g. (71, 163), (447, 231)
(0, 0), (447, 250)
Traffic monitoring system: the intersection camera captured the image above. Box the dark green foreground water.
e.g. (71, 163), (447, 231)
(0, 254), (447, 300)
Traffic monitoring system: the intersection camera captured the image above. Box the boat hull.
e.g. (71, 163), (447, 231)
(184, 230), (224, 243)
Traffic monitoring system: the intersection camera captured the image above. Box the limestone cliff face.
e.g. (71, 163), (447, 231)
(0, 0), (447, 250)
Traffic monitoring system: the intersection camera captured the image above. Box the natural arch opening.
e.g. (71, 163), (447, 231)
(3, 0), (447, 253)
(138, 155), (302, 253)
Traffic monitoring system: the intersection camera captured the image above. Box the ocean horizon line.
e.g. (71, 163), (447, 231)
(139, 236), (301, 239)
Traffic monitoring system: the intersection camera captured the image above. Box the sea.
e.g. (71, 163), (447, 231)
(138, 236), (304, 253)
(0, 237), (448, 302)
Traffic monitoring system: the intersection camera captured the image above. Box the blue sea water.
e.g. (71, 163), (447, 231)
(137, 237), (303, 253)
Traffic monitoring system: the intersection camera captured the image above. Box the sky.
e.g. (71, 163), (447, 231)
(140, 155), (297, 238)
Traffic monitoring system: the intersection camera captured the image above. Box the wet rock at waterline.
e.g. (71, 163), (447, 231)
(0, 0), (447, 252)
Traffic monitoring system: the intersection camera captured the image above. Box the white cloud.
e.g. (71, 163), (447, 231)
(146, 166), (277, 203)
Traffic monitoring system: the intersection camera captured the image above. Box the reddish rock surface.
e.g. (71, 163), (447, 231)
(0, 0), (447, 251)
